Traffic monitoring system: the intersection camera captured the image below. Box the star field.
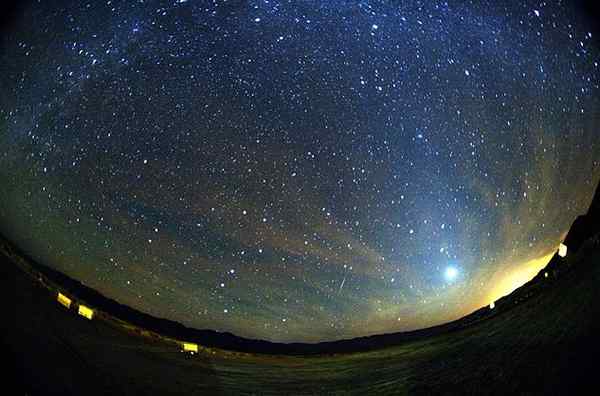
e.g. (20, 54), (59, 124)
(1, 0), (599, 342)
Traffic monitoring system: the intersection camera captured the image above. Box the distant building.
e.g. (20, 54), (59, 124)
(182, 342), (198, 354)
(558, 243), (568, 258)
(78, 304), (94, 320)
(57, 292), (72, 309)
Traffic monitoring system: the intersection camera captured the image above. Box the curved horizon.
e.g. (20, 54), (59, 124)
(0, 228), (572, 349)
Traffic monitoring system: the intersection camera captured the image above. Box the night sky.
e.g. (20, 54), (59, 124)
(1, 1), (599, 343)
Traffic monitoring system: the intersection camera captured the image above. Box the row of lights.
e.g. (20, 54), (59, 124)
(57, 291), (200, 355)
(56, 292), (94, 320)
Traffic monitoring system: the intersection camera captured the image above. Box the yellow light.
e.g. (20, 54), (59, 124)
(558, 243), (567, 258)
(57, 292), (72, 309)
(489, 301), (495, 309)
(78, 304), (94, 320)
(544, 272), (548, 278)
(486, 251), (554, 305)
(182, 342), (198, 353)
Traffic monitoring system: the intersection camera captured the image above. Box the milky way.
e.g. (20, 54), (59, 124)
(1, 1), (599, 342)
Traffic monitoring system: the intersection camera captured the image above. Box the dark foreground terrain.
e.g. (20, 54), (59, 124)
(1, 236), (599, 395)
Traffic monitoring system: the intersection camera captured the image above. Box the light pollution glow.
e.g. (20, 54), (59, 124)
(485, 250), (556, 305)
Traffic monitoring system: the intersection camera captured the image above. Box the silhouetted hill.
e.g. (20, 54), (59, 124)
(565, 181), (600, 251)
(544, 180), (600, 276)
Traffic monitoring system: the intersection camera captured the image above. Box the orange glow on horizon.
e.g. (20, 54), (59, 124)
(485, 251), (555, 306)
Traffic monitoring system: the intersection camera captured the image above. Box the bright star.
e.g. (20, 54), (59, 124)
(444, 266), (459, 282)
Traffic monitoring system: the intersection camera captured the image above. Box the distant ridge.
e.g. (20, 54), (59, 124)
(1, 179), (599, 355)
(562, 180), (600, 256)
(587, 179), (600, 220)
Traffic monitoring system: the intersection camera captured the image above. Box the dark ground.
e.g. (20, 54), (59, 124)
(1, 235), (599, 395)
